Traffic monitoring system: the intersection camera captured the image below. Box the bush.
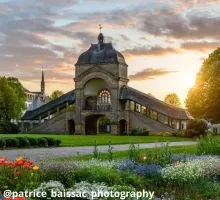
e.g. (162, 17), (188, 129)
(141, 128), (150, 136)
(131, 128), (142, 136)
(0, 138), (6, 149)
(186, 119), (208, 138)
(4, 138), (19, 148)
(0, 121), (20, 134)
(56, 140), (61, 147)
(121, 132), (128, 136)
(37, 138), (48, 147)
(43, 137), (56, 147)
(27, 137), (38, 146)
(197, 136), (220, 155)
(16, 137), (30, 147)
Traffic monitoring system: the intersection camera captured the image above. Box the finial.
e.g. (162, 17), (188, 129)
(99, 24), (102, 33)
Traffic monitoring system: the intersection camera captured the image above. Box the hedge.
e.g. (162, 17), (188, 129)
(0, 137), (62, 149)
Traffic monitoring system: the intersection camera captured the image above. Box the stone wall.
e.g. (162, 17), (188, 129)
(29, 111), (74, 134)
(129, 111), (175, 133)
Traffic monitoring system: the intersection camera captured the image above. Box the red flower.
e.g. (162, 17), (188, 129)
(5, 197), (13, 200)
(15, 197), (25, 200)
(23, 164), (31, 169)
(15, 171), (21, 176)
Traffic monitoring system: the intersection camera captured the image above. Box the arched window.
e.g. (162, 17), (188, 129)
(98, 90), (111, 104)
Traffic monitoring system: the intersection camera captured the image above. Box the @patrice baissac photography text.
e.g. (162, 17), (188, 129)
(0, 0), (220, 199)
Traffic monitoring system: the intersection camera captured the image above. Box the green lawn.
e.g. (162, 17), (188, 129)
(0, 134), (195, 147)
(54, 145), (197, 161)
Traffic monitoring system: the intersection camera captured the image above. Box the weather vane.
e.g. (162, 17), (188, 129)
(99, 24), (103, 33)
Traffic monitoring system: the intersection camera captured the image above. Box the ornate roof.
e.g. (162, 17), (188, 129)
(76, 42), (127, 66)
(120, 86), (193, 120)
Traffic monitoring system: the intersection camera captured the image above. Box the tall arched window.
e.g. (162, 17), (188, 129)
(98, 90), (111, 104)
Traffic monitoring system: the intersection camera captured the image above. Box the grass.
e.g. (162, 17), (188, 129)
(53, 145), (197, 161)
(0, 134), (195, 147)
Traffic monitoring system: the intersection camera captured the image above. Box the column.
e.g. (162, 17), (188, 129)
(125, 100), (130, 111)
(39, 115), (42, 124)
(66, 102), (69, 111)
(57, 106), (60, 113)
(111, 122), (119, 135)
(30, 121), (33, 129)
(21, 121), (24, 132)
(48, 110), (51, 120)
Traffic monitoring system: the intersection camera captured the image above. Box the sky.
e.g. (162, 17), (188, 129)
(0, 0), (220, 106)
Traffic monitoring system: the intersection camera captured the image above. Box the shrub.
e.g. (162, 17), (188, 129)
(43, 137), (56, 147)
(0, 121), (20, 134)
(131, 128), (142, 136)
(56, 139), (61, 147)
(16, 137), (30, 147)
(128, 143), (140, 162)
(185, 119), (208, 138)
(27, 137), (38, 146)
(121, 131), (128, 136)
(141, 128), (150, 136)
(4, 138), (19, 147)
(197, 136), (220, 155)
(0, 138), (6, 149)
(37, 138), (48, 147)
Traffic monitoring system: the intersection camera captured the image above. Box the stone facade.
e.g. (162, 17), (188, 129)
(22, 32), (192, 134)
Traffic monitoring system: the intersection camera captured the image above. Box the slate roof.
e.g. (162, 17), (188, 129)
(120, 86), (193, 120)
(22, 90), (75, 120)
(76, 43), (127, 66)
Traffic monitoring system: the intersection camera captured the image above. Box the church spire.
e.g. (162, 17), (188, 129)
(41, 67), (45, 95)
(98, 24), (104, 50)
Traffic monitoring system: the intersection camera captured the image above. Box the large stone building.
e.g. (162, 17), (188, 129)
(21, 32), (193, 134)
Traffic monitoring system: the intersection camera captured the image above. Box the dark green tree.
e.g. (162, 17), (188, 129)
(185, 47), (220, 122)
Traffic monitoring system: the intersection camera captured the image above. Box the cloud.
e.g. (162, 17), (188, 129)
(129, 68), (178, 80)
(181, 41), (220, 52)
(140, 9), (220, 40)
(122, 46), (180, 57)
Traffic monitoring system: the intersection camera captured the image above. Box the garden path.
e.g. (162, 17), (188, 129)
(0, 141), (196, 161)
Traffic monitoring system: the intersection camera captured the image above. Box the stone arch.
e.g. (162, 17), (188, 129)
(67, 119), (75, 134)
(78, 70), (117, 89)
(119, 119), (127, 134)
(84, 114), (111, 135)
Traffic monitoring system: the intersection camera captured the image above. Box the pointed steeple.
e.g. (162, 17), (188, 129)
(41, 67), (45, 95)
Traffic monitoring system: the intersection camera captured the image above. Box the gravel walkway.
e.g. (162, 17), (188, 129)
(0, 141), (196, 161)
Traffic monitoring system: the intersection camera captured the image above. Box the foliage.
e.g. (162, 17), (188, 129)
(0, 157), (40, 192)
(197, 136), (220, 155)
(0, 77), (26, 121)
(0, 138), (6, 149)
(164, 93), (181, 107)
(50, 90), (64, 100)
(26, 137), (38, 146)
(37, 138), (48, 147)
(107, 141), (113, 161)
(128, 143), (140, 162)
(149, 132), (172, 137)
(130, 128), (142, 136)
(93, 140), (100, 159)
(185, 48), (220, 122)
(139, 143), (172, 167)
(172, 130), (185, 137)
(161, 156), (220, 183)
(43, 137), (57, 147)
(16, 137), (30, 147)
(185, 119), (208, 137)
(40, 161), (77, 187)
(4, 138), (19, 147)
(0, 137), (61, 148)
(0, 121), (20, 134)
(141, 128), (150, 136)
(130, 128), (150, 136)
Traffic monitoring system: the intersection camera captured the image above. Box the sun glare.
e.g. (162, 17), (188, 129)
(183, 72), (196, 88)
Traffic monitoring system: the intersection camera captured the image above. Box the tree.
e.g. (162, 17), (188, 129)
(50, 90), (64, 100)
(185, 48), (220, 122)
(185, 119), (208, 138)
(164, 93), (181, 107)
(0, 77), (26, 121)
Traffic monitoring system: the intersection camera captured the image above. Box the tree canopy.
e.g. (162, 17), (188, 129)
(164, 93), (181, 107)
(0, 77), (26, 121)
(185, 47), (220, 122)
(50, 90), (64, 100)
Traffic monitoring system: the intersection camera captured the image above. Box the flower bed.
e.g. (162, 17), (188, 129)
(0, 140), (220, 199)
